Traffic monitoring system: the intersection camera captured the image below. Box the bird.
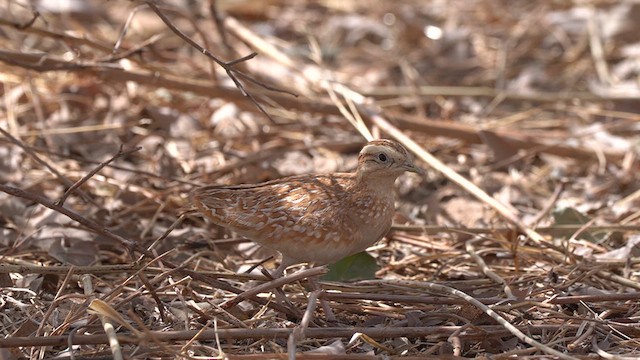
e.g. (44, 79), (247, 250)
(190, 139), (423, 277)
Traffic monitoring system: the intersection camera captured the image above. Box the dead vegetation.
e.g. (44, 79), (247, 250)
(1, 0), (640, 358)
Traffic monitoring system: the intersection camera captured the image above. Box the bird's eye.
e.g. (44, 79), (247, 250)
(378, 153), (387, 162)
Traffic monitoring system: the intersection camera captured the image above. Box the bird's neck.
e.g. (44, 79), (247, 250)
(356, 171), (399, 193)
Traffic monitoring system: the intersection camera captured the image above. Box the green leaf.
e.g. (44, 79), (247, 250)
(551, 206), (607, 243)
(552, 206), (591, 225)
(322, 252), (378, 281)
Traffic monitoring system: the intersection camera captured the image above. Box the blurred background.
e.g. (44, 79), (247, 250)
(2, 0), (640, 358)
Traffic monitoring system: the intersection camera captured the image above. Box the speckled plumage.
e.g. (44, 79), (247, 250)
(191, 139), (422, 275)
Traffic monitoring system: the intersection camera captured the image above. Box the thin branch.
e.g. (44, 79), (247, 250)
(0, 184), (136, 249)
(0, 126), (95, 205)
(56, 145), (141, 206)
(144, 0), (296, 121)
(14, 8), (39, 29)
(220, 266), (327, 309)
(0, 325), (582, 348)
(208, 0), (231, 51)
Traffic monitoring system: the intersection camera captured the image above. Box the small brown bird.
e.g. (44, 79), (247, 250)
(191, 139), (422, 276)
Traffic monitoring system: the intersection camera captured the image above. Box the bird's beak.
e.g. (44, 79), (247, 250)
(403, 161), (425, 175)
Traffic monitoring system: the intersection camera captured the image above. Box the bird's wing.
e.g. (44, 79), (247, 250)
(190, 175), (365, 263)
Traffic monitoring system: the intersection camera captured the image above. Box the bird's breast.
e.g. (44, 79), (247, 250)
(347, 193), (395, 250)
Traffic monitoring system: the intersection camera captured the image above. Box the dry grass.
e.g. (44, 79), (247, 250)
(1, 0), (640, 358)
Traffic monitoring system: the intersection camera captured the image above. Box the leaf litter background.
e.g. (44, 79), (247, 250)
(1, 0), (640, 358)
